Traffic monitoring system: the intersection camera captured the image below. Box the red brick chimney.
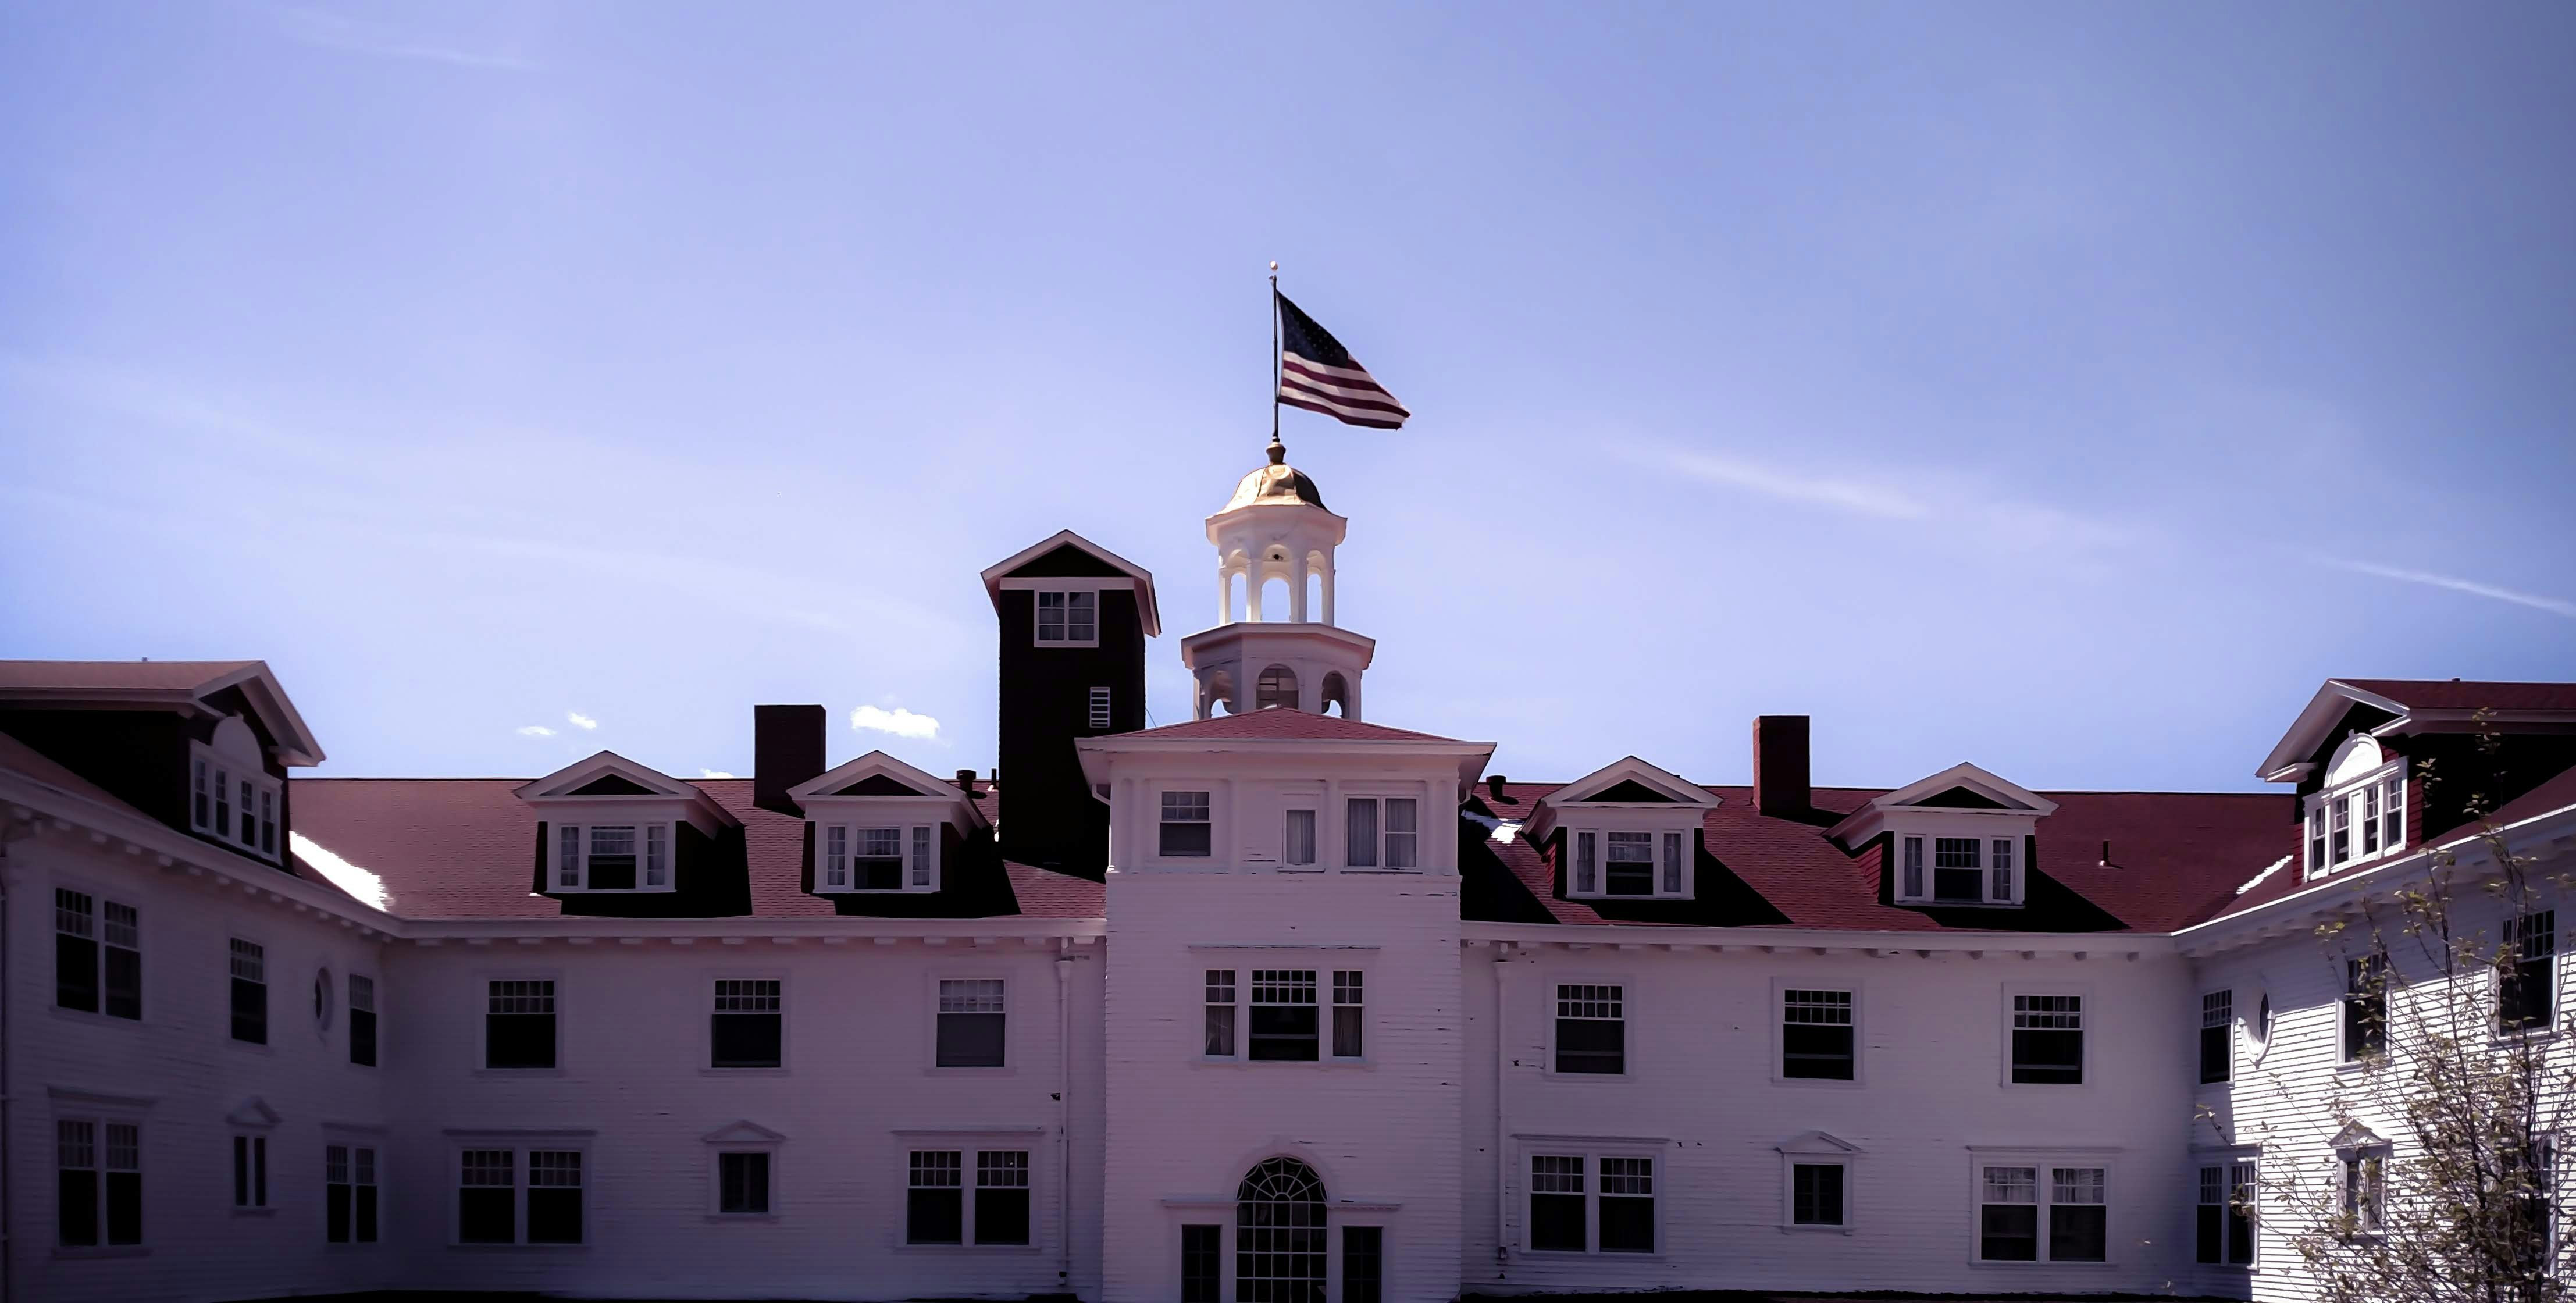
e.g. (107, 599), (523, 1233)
(1754, 715), (1811, 816)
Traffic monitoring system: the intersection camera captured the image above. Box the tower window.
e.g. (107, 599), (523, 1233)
(1160, 792), (1213, 858)
(1255, 665), (1299, 710)
(1035, 590), (1098, 646)
(1088, 686), (1113, 730)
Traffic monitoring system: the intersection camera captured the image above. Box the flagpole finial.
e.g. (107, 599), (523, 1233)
(1266, 434), (1287, 465)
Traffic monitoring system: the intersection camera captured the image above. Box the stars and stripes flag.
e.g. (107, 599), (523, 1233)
(1275, 291), (1410, 429)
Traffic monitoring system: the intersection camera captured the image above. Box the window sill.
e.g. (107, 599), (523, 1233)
(925, 1066), (1016, 1077)
(1540, 1070), (1633, 1083)
(704, 1066), (790, 1077)
(895, 1243), (1044, 1255)
(1781, 1223), (1854, 1235)
(448, 1242), (590, 1252)
(48, 1006), (145, 1029)
(1517, 1249), (1666, 1261)
(2334, 1058), (2386, 1074)
(1969, 1258), (2117, 1269)
(231, 1206), (277, 1218)
(1772, 1074), (1863, 1090)
(475, 1067), (566, 1078)
(227, 1039), (274, 1055)
(52, 1246), (149, 1261)
(707, 1212), (782, 1223)
(325, 1240), (382, 1249)
(1194, 1058), (1374, 1070)
(2493, 1026), (2559, 1047)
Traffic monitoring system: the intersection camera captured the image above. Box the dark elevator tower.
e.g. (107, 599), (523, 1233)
(980, 531), (1159, 876)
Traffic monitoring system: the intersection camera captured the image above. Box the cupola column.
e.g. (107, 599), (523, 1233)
(1290, 554), (1310, 622)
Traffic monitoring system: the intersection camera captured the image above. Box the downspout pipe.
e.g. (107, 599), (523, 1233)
(1492, 945), (1509, 1278)
(1056, 941), (1076, 1295)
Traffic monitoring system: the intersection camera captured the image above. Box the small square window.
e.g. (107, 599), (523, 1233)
(1160, 792), (1212, 858)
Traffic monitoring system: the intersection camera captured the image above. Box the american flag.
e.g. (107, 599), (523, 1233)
(1275, 291), (1409, 429)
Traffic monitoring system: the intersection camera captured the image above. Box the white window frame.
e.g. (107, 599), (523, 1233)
(1282, 806), (1319, 868)
(2001, 985), (2090, 1088)
(1562, 824), (1695, 900)
(1772, 980), (1864, 1087)
(482, 974), (562, 1073)
(1780, 1151), (1855, 1234)
(53, 885), (144, 1023)
(1517, 1141), (1664, 1256)
(931, 975), (1010, 1071)
(1967, 1151), (2118, 1266)
(1342, 795), (1420, 871)
(2496, 908), (2561, 1042)
(813, 822), (940, 893)
(900, 1140), (1041, 1249)
(709, 975), (787, 1072)
(325, 1140), (381, 1245)
(1547, 980), (1630, 1078)
(711, 1144), (781, 1219)
(548, 820), (675, 893)
(1157, 789), (1215, 861)
(2338, 1145), (2386, 1238)
(231, 1130), (273, 1212)
(1033, 589), (1099, 647)
(449, 1140), (592, 1247)
(54, 1113), (146, 1250)
(2304, 760), (2406, 880)
(2341, 955), (2389, 1066)
(2199, 989), (2234, 1086)
(189, 740), (283, 863)
(1890, 823), (2031, 906)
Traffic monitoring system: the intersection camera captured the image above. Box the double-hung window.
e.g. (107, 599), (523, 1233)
(233, 1133), (269, 1209)
(2341, 1151), (2385, 1237)
(1554, 984), (1625, 1074)
(1284, 808), (1318, 866)
(1567, 828), (1691, 898)
(712, 979), (783, 1069)
(1896, 831), (2023, 905)
(2200, 991), (2233, 1084)
(1160, 792), (1212, 858)
(457, 1147), (583, 1244)
(191, 745), (282, 861)
(58, 1119), (142, 1248)
(1202, 969), (1361, 1062)
(1250, 970), (1320, 1061)
(1345, 796), (1417, 868)
(1205, 970), (1238, 1056)
(349, 975), (377, 1067)
(1034, 590), (1096, 645)
(1788, 1159), (1848, 1229)
(907, 1149), (1031, 1245)
(1527, 1152), (1655, 1253)
(2343, 957), (2387, 1062)
(230, 939), (268, 1044)
(1602, 831), (1654, 895)
(1977, 1164), (2107, 1263)
(2196, 1163), (2257, 1263)
(817, 823), (938, 892)
(1782, 989), (1855, 1080)
(486, 980), (557, 1070)
(326, 1144), (379, 1244)
(1901, 836), (1925, 899)
(858, 827), (904, 890)
(2500, 910), (2557, 1033)
(718, 1151), (772, 1215)
(2307, 764), (2407, 877)
(55, 890), (142, 1020)
(1933, 838), (1983, 901)
(1332, 971), (1365, 1058)
(2008, 994), (2083, 1084)
(553, 823), (669, 891)
(936, 979), (1007, 1067)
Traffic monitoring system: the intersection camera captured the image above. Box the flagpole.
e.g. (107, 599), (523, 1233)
(1268, 261), (1282, 454)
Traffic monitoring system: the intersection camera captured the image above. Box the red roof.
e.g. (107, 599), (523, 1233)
(2339, 679), (2576, 712)
(290, 777), (1103, 921)
(1114, 711), (1466, 743)
(0, 660), (262, 692)
(1465, 782), (2289, 934)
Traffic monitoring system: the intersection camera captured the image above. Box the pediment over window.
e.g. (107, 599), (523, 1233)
(1776, 1130), (1862, 1155)
(788, 750), (981, 823)
(226, 1096), (282, 1130)
(1825, 761), (2057, 848)
(701, 1119), (786, 1146)
(515, 751), (739, 834)
(2331, 1120), (2388, 1152)
(1526, 756), (1719, 844)
(517, 752), (697, 802)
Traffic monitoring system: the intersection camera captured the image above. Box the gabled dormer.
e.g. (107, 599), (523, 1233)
(786, 750), (986, 895)
(1525, 757), (1720, 901)
(517, 752), (739, 896)
(1829, 763), (2057, 908)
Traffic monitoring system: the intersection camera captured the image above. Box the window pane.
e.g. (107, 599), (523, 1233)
(1383, 799), (1416, 868)
(1574, 831), (1597, 894)
(1182, 1223), (1223, 1303)
(1555, 985), (1625, 1074)
(1793, 1163), (1844, 1226)
(1346, 798), (1379, 867)
(1205, 969), (1237, 1056)
(2200, 990), (2232, 1084)
(2048, 1165), (2108, 1262)
(1250, 970), (1320, 1062)
(1599, 1158), (1654, 1252)
(1662, 831), (1684, 894)
(1343, 1225), (1384, 1303)
(1901, 836), (1923, 898)
(585, 825), (637, 891)
(1285, 810), (1316, 866)
(1161, 792), (1213, 857)
(2010, 995), (2083, 1084)
(1979, 1166), (2038, 1262)
(1332, 971), (1364, 1058)
(720, 1151), (770, 1215)
(1782, 989), (1855, 1080)
(459, 1150), (515, 1244)
(1604, 831), (1654, 896)
(1530, 1156), (1585, 1252)
(908, 1151), (964, 1244)
(975, 1151), (1031, 1245)
(526, 1149), (583, 1244)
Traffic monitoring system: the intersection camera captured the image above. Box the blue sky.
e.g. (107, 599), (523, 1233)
(4, 3), (2571, 793)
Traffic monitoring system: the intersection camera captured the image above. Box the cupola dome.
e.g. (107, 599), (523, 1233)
(1224, 439), (1327, 511)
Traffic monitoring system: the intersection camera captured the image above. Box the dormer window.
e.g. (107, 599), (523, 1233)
(1529, 757), (1718, 903)
(1831, 763), (2052, 910)
(190, 726), (282, 863)
(552, 823), (671, 892)
(2304, 735), (2406, 879)
(817, 824), (938, 892)
(1895, 834), (2023, 906)
(1035, 590), (1097, 646)
(1569, 828), (1689, 898)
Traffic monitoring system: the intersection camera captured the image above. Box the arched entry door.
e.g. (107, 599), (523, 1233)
(1236, 1157), (1327, 1302)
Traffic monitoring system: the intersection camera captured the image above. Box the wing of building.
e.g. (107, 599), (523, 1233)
(6, 453), (2572, 1302)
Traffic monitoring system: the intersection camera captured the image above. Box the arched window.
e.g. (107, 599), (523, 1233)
(1256, 665), (1299, 711)
(1319, 673), (1350, 718)
(1237, 1158), (1327, 1302)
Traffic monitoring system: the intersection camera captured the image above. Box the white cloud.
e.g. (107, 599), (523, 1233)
(2325, 560), (2576, 619)
(273, 8), (540, 72)
(515, 724), (555, 738)
(699, 769), (736, 779)
(1636, 444), (2138, 554)
(851, 705), (940, 741)
(566, 711), (598, 731)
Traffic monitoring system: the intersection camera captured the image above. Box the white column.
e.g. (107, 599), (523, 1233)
(1248, 569), (1266, 622)
(1217, 569), (1232, 626)
(1290, 555), (1310, 622)
(1320, 563), (1336, 626)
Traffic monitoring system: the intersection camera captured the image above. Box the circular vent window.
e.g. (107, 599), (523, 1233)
(313, 969), (336, 1035)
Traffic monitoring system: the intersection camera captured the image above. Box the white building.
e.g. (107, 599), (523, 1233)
(6, 447), (2573, 1303)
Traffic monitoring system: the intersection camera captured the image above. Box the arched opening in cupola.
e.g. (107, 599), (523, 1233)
(1320, 673), (1351, 718)
(1256, 665), (1299, 711)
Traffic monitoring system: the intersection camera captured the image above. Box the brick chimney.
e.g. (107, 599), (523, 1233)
(753, 704), (827, 812)
(1753, 715), (1811, 816)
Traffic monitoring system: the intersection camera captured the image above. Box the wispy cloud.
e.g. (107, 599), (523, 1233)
(515, 724), (555, 738)
(566, 711), (598, 731)
(699, 769), (736, 779)
(852, 705), (940, 741)
(272, 8), (540, 72)
(2326, 560), (2576, 619)
(1636, 445), (2139, 554)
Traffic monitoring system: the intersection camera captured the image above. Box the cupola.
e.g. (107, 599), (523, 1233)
(1182, 437), (1376, 719)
